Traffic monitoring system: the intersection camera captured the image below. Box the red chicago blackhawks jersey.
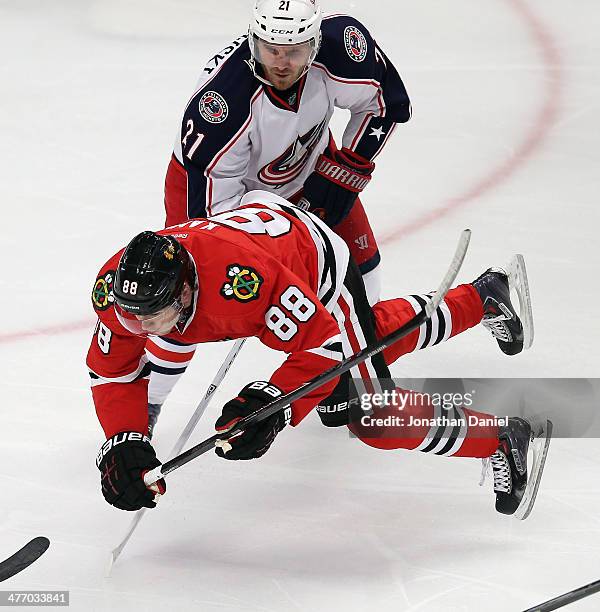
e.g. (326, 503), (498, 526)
(87, 192), (350, 438)
(164, 14), (411, 225)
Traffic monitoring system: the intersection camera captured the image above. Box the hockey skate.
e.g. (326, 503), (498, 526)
(472, 254), (534, 355)
(485, 416), (552, 520)
(147, 403), (162, 439)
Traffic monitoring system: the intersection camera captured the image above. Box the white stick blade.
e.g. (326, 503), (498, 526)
(427, 229), (471, 316)
(104, 551), (115, 578)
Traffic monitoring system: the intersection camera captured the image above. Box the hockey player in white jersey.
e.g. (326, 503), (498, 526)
(155, 0), (411, 442)
(164, 0), (411, 305)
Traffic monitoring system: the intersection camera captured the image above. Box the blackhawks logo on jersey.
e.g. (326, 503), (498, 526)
(220, 264), (263, 303)
(92, 270), (115, 311)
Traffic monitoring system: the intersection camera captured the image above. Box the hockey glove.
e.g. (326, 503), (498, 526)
(215, 381), (291, 460)
(96, 432), (166, 511)
(299, 147), (375, 227)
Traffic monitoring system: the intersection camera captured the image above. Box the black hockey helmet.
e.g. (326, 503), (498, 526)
(113, 231), (192, 316)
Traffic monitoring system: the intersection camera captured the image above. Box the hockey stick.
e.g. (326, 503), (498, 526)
(523, 577), (600, 611)
(106, 338), (246, 572)
(0, 537), (50, 582)
(143, 229), (471, 487)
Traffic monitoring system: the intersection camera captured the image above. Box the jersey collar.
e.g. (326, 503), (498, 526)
(262, 74), (307, 113)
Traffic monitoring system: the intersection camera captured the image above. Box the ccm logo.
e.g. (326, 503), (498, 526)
(271, 29), (294, 34)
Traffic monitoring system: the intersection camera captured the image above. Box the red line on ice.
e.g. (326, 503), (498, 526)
(0, 0), (561, 345)
(0, 320), (95, 343)
(379, 0), (562, 244)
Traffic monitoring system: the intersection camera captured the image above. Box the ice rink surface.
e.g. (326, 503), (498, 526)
(1, 0), (599, 610)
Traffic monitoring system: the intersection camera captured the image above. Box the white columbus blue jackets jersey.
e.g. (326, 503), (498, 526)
(167, 14), (411, 222)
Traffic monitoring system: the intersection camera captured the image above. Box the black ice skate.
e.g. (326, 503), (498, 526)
(472, 255), (534, 355)
(147, 403), (162, 439)
(487, 416), (552, 520)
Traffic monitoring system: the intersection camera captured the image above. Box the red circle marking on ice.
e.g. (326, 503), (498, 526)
(379, 0), (562, 244)
(0, 320), (95, 344)
(0, 0), (561, 345)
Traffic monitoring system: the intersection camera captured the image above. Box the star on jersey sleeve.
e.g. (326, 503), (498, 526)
(317, 15), (411, 161)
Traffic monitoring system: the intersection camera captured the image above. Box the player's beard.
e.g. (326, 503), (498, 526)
(263, 64), (305, 90)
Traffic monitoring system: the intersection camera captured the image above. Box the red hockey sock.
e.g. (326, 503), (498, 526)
(348, 387), (499, 458)
(373, 284), (483, 365)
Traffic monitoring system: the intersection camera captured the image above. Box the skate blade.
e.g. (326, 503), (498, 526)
(515, 419), (553, 520)
(507, 254), (534, 350)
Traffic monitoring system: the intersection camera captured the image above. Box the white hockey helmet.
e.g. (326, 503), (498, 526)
(248, 0), (323, 85)
(250, 0), (322, 45)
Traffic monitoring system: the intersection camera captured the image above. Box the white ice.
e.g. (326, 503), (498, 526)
(1, 0), (599, 610)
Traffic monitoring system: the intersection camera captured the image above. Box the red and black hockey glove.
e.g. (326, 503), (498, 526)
(96, 432), (166, 511)
(300, 147), (375, 227)
(215, 382), (291, 461)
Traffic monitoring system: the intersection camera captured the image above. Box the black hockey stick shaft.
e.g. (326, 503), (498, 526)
(163, 310), (427, 473)
(144, 229), (471, 486)
(523, 578), (600, 611)
(153, 308), (427, 480)
(0, 537), (50, 582)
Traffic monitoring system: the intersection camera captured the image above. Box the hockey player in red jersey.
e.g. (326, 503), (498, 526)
(164, 0), (412, 305)
(90, 191), (550, 519)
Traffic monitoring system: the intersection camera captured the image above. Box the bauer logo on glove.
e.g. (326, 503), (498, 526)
(96, 432), (166, 512)
(214, 381), (290, 460)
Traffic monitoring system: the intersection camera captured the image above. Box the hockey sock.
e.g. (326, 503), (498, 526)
(373, 284), (483, 365)
(348, 386), (499, 458)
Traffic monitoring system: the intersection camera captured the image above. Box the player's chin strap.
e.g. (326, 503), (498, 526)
(245, 29), (321, 88)
(244, 44), (319, 88)
(143, 229), (472, 489)
(244, 58), (312, 88)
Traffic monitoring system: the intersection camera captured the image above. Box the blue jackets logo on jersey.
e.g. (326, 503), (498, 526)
(344, 26), (368, 62)
(199, 91), (229, 124)
(258, 117), (327, 188)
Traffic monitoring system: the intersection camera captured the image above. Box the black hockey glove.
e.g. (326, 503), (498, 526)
(215, 382), (291, 461)
(96, 432), (166, 511)
(299, 147), (375, 227)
